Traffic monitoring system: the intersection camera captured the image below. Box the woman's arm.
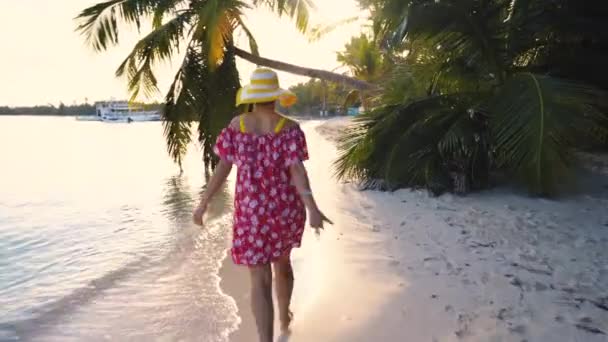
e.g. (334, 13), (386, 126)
(289, 162), (332, 228)
(289, 162), (318, 211)
(200, 160), (233, 206)
(193, 160), (232, 225)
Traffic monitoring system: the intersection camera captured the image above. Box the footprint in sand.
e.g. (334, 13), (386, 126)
(455, 312), (476, 338)
(509, 324), (527, 335)
(389, 260), (400, 267)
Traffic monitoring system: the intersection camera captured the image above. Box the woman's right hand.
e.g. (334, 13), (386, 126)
(309, 207), (333, 230)
(192, 203), (207, 226)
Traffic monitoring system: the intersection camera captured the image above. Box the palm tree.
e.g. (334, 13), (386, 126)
(336, 0), (608, 196)
(76, 0), (374, 170)
(336, 33), (390, 109)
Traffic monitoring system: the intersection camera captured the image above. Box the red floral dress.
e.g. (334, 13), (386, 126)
(213, 124), (309, 266)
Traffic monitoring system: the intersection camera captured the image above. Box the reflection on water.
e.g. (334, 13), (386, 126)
(163, 176), (196, 223)
(0, 116), (237, 341)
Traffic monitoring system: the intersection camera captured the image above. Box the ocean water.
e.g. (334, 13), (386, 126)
(0, 116), (238, 341)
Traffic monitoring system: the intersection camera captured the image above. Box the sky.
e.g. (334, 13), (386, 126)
(0, 0), (364, 107)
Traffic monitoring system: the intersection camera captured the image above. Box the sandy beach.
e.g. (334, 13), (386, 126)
(221, 118), (608, 342)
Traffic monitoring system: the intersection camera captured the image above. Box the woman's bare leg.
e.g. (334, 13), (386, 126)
(249, 265), (274, 342)
(273, 254), (294, 332)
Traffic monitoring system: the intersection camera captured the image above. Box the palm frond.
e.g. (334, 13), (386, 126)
(192, 0), (245, 68)
(75, 0), (164, 51)
(116, 11), (193, 100)
(252, 0), (315, 32)
(162, 44), (198, 169)
(197, 43), (241, 168)
(337, 34), (385, 82)
(162, 40), (240, 170)
(367, 0), (410, 46)
(235, 16), (260, 56)
(308, 15), (360, 42)
(336, 91), (490, 194)
(151, 0), (187, 28)
(489, 72), (608, 195)
(404, 1), (509, 76)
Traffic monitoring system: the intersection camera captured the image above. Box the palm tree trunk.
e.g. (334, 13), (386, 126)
(234, 47), (376, 91)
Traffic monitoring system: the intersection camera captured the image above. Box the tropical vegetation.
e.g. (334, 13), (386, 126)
(288, 79), (352, 116)
(76, 0), (608, 196)
(75, 0), (371, 169)
(335, 0), (608, 196)
(0, 103), (96, 116)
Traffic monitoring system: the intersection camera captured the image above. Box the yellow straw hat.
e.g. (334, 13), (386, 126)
(236, 68), (297, 107)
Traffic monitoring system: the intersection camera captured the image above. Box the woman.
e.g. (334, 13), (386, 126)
(192, 68), (331, 342)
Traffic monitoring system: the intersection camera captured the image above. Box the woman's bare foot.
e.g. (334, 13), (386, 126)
(280, 310), (293, 332)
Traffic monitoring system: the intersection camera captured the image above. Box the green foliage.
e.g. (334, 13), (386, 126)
(288, 79), (351, 116)
(163, 42), (240, 170)
(489, 73), (608, 195)
(336, 76), (490, 194)
(0, 103), (96, 116)
(337, 34), (385, 82)
(336, 33), (389, 109)
(337, 0), (608, 196)
(76, 0), (314, 170)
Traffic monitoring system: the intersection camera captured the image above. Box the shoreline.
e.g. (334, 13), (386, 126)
(219, 251), (257, 342)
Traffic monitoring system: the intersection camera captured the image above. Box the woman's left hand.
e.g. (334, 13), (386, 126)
(309, 207), (333, 229)
(192, 203), (207, 226)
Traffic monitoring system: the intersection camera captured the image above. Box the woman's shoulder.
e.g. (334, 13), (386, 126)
(228, 115), (242, 130)
(227, 113), (301, 132)
(281, 116), (300, 130)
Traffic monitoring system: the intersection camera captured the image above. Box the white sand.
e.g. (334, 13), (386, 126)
(225, 118), (608, 341)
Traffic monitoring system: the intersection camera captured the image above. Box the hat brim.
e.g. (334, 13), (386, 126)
(236, 86), (296, 107)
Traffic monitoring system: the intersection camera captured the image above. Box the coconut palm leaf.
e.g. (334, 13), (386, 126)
(196, 43), (241, 170)
(235, 16), (260, 56)
(360, 0), (410, 47)
(162, 45), (198, 170)
(152, 0), (187, 28)
(401, 0), (509, 78)
(252, 0), (316, 32)
(75, 0), (172, 51)
(116, 11), (193, 100)
(336, 90), (490, 194)
(489, 72), (608, 195)
(163, 41), (240, 170)
(337, 34), (384, 82)
(308, 16), (361, 42)
(191, 0), (245, 68)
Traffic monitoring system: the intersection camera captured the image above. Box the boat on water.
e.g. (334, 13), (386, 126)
(76, 101), (161, 122)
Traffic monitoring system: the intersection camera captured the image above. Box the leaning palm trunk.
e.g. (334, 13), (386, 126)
(234, 48), (375, 91)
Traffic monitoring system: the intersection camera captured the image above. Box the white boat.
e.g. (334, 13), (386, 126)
(75, 115), (100, 121)
(79, 101), (161, 122)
